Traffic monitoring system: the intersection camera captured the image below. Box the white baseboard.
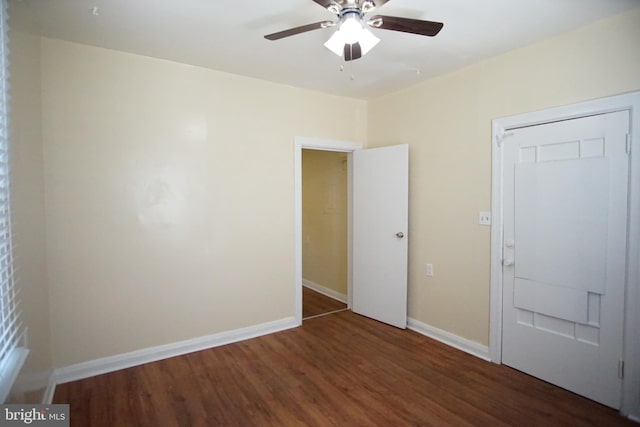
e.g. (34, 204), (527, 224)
(54, 316), (297, 385)
(303, 279), (347, 303)
(7, 369), (55, 404)
(42, 375), (56, 404)
(12, 370), (50, 394)
(407, 317), (491, 362)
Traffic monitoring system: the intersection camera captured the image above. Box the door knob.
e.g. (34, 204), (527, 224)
(395, 232), (404, 238)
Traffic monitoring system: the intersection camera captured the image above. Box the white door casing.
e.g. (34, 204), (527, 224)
(490, 91), (640, 418)
(294, 137), (362, 325)
(352, 144), (409, 329)
(502, 111), (628, 408)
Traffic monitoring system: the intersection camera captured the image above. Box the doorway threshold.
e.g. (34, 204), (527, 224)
(303, 308), (349, 321)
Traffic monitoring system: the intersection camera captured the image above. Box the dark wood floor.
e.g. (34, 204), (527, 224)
(302, 286), (347, 319)
(54, 311), (635, 426)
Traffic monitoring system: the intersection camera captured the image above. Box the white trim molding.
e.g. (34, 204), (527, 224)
(490, 91), (640, 419)
(8, 370), (55, 404)
(294, 136), (363, 325)
(10, 369), (51, 402)
(302, 279), (348, 304)
(42, 375), (56, 405)
(0, 347), (29, 403)
(408, 318), (490, 362)
(54, 317), (297, 385)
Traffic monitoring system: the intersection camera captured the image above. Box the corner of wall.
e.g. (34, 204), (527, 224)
(7, 0), (54, 399)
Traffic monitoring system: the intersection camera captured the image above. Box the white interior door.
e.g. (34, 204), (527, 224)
(502, 111), (630, 408)
(352, 144), (408, 329)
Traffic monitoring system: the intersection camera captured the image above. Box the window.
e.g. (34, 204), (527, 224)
(0, 0), (27, 403)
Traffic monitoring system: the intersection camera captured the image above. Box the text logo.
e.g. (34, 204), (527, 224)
(0, 405), (69, 426)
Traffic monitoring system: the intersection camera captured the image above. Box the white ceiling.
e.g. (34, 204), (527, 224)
(18, 0), (640, 99)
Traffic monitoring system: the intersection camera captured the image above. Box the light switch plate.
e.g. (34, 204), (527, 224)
(426, 263), (434, 277)
(479, 211), (491, 225)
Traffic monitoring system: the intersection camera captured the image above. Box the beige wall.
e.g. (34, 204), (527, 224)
(368, 7), (640, 346)
(7, 0), (52, 400)
(302, 150), (348, 296)
(41, 38), (367, 367)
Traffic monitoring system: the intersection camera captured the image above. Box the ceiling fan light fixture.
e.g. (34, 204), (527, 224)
(324, 15), (380, 59)
(340, 14), (363, 44)
(324, 30), (346, 56)
(359, 28), (380, 55)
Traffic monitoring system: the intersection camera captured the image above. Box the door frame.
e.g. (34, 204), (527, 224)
(294, 137), (363, 325)
(489, 91), (640, 418)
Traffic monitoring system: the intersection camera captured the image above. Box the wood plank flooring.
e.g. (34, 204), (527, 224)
(303, 286), (347, 319)
(54, 311), (635, 426)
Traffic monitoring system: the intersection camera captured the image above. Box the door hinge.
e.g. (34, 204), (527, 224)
(618, 359), (625, 379)
(626, 133), (631, 154)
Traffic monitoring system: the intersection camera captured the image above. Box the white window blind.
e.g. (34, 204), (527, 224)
(0, 0), (28, 403)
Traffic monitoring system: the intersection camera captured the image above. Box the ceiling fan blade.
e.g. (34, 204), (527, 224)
(264, 21), (334, 41)
(310, 0), (390, 14)
(370, 0), (391, 8)
(311, 0), (333, 7)
(344, 43), (362, 62)
(359, 0), (391, 13)
(368, 15), (443, 37)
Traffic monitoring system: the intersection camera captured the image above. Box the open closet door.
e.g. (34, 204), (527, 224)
(352, 144), (408, 328)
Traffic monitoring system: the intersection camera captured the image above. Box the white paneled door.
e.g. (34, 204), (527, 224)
(502, 111), (630, 408)
(353, 144), (409, 329)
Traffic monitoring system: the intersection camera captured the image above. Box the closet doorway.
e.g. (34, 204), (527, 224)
(294, 137), (408, 328)
(301, 149), (349, 320)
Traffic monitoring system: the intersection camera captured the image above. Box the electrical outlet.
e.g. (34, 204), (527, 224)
(479, 211), (491, 225)
(426, 263), (434, 277)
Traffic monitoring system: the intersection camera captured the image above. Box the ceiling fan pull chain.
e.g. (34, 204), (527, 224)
(337, 60), (355, 81)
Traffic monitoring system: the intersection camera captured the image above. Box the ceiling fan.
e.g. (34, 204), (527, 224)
(264, 0), (444, 61)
